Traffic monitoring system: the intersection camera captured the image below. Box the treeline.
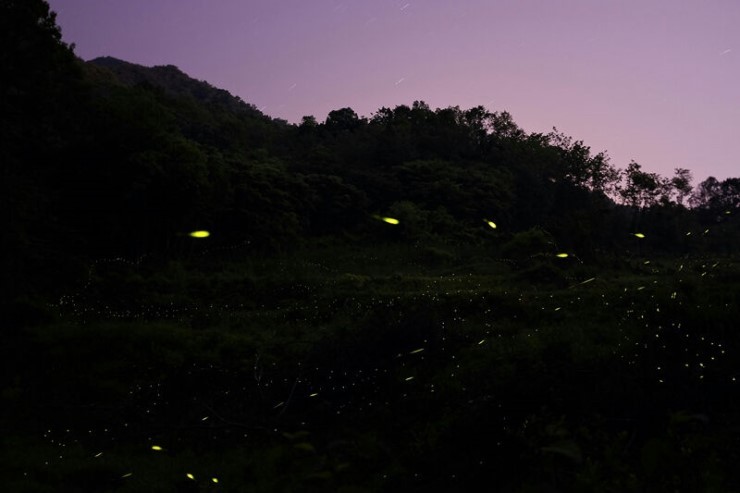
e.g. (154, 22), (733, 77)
(3, 0), (739, 301)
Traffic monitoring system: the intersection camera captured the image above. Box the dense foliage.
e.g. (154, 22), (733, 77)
(3, 2), (740, 491)
(3, 1), (739, 304)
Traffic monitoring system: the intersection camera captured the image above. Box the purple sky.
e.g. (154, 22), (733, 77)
(48, 0), (739, 182)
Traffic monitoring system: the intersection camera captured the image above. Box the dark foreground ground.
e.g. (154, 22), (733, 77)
(3, 242), (740, 492)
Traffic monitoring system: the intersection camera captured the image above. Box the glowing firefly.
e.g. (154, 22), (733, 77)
(633, 233), (645, 239)
(372, 214), (399, 225)
(186, 473), (195, 480)
(151, 445), (163, 451)
(556, 253), (569, 258)
(484, 219), (497, 229)
(189, 230), (210, 238)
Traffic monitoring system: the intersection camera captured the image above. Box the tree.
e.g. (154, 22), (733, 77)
(325, 107), (363, 132)
(299, 115), (318, 129)
(1, 0), (86, 299)
(619, 161), (663, 209)
(546, 129), (620, 194)
(691, 176), (740, 212)
(488, 111), (525, 140)
(690, 176), (721, 209)
(669, 168), (693, 206)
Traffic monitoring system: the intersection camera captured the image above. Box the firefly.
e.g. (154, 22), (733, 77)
(556, 253), (569, 258)
(151, 445), (163, 451)
(186, 473), (195, 480)
(633, 233), (645, 239)
(484, 220), (497, 229)
(189, 230), (210, 238)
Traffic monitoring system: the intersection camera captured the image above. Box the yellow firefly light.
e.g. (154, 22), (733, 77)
(186, 473), (195, 480)
(189, 230), (210, 238)
(372, 214), (399, 225)
(212, 478), (219, 484)
(556, 253), (569, 258)
(634, 233), (646, 239)
(151, 445), (163, 451)
(485, 220), (497, 229)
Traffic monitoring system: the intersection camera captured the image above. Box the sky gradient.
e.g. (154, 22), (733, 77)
(48, 0), (739, 182)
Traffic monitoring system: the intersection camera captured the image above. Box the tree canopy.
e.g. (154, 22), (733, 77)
(3, 0), (739, 300)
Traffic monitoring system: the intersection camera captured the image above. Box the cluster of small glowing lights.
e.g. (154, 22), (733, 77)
(189, 230), (210, 238)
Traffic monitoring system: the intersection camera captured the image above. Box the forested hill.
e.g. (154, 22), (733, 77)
(3, 0), (739, 303)
(87, 56), (271, 120)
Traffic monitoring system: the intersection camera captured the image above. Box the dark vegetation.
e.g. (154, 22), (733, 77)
(3, 1), (740, 491)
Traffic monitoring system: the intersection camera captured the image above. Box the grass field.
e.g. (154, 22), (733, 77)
(3, 241), (740, 492)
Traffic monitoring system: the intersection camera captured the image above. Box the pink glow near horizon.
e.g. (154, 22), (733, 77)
(48, 0), (739, 182)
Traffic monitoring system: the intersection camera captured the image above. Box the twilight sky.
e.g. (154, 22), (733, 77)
(48, 0), (739, 182)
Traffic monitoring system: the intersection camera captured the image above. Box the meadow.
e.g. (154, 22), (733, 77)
(3, 240), (739, 492)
